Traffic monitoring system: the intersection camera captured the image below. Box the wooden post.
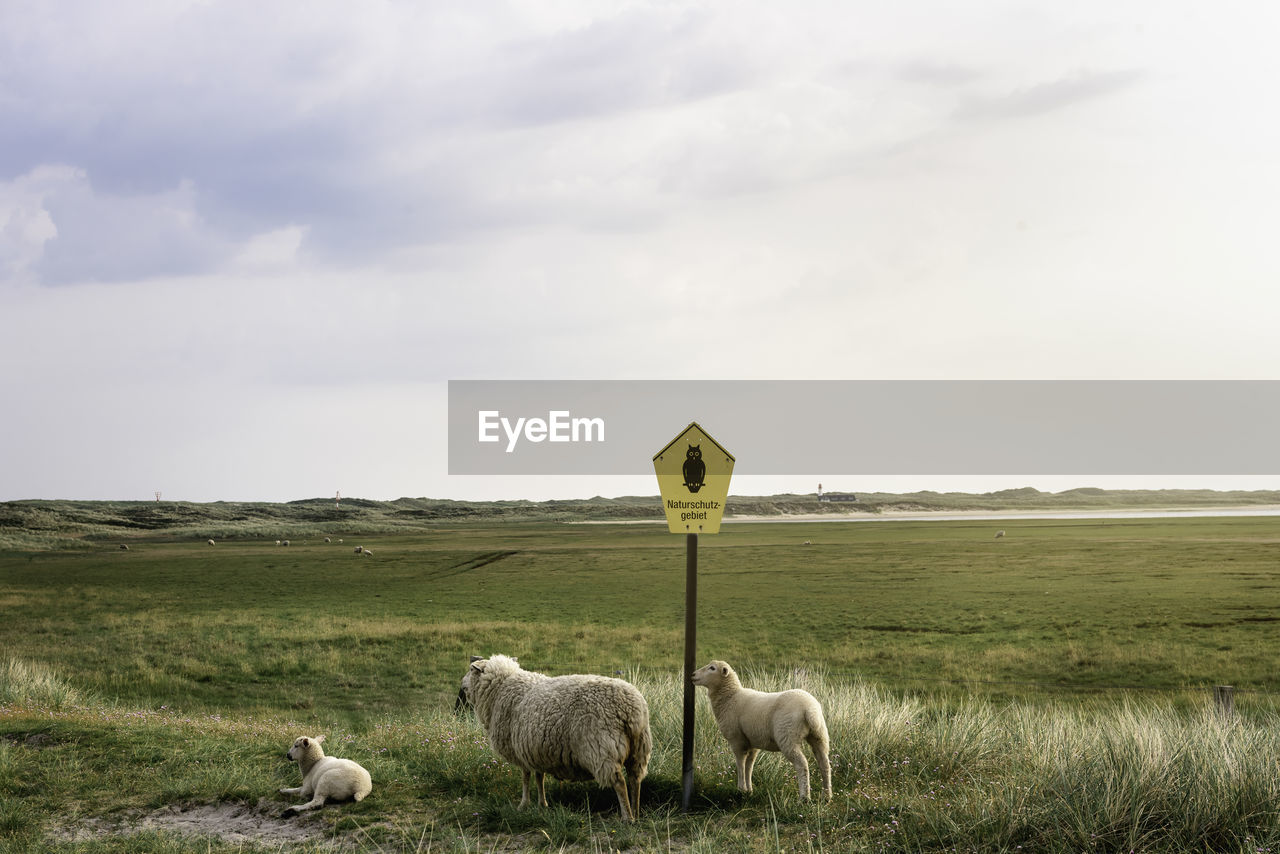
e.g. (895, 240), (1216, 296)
(1214, 685), (1235, 720)
(681, 532), (698, 812)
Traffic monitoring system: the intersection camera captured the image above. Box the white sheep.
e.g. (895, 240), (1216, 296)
(207, 539), (215, 546)
(463, 655), (651, 821)
(995, 530), (1006, 539)
(279, 735), (372, 817)
(354, 546), (363, 555)
(276, 540), (282, 546)
(324, 537), (331, 543)
(692, 660), (832, 801)
(361, 548), (373, 556)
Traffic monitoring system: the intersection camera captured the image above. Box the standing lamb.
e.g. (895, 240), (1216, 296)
(463, 655), (651, 821)
(692, 660), (832, 801)
(279, 735), (372, 817)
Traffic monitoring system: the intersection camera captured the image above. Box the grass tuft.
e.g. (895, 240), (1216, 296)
(1, 658), (87, 710)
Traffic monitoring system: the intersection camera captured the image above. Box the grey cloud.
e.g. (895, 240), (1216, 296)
(956, 69), (1143, 121)
(23, 172), (227, 285)
(896, 60), (985, 87)
(479, 10), (762, 127)
(1, 3), (774, 284)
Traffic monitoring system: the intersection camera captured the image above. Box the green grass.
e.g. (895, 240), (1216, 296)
(3, 515), (1280, 851)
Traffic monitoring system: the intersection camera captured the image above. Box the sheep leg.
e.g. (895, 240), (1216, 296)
(279, 786), (303, 796)
(535, 771), (548, 808)
(781, 745), (811, 801)
(608, 768), (634, 822)
(735, 747), (759, 793)
(626, 768), (642, 819)
(282, 794), (326, 817)
(518, 770), (533, 809)
(807, 736), (833, 800)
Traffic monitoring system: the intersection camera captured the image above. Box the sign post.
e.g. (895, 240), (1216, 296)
(653, 422), (734, 811)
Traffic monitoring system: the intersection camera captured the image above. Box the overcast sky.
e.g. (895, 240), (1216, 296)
(3, 1), (1279, 503)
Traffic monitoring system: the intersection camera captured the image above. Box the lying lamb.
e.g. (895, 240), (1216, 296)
(463, 654), (651, 821)
(279, 735), (372, 817)
(692, 659), (832, 801)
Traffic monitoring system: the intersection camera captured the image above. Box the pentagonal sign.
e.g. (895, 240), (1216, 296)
(652, 422), (734, 534)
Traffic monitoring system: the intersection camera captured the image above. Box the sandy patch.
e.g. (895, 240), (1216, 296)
(55, 801), (355, 849)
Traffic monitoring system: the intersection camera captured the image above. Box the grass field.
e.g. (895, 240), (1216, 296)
(4, 515), (1280, 851)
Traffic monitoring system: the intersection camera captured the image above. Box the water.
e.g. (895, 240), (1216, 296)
(731, 506), (1280, 523)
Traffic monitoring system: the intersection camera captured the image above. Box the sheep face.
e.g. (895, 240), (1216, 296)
(287, 735), (325, 763)
(692, 660), (734, 690)
(455, 655), (484, 713)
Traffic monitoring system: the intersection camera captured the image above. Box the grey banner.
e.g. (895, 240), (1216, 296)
(447, 380), (1280, 475)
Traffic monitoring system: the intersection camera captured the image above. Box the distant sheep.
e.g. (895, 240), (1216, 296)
(276, 540), (282, 546)
(279, 735), (372, 817)
(361, 548), (373, 556)
(207, 539), (215, 546)
(354, 546), (363, 555)
(995, 530), (1006, 539)
(282, 540), (290, 547)
(119, 544), (130, 551)
(324, 537), (331, 543)
(463, 654), (651, 821)
(692, 660), (831, 801)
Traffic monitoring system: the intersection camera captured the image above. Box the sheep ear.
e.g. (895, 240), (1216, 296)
(470, 655), (482, 663)
(300, 738), (309, 747)
(315, 735), (326, 744)
(470, 660), (485, 674)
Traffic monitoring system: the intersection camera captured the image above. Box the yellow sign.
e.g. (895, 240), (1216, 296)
(653, 422), (734, 534)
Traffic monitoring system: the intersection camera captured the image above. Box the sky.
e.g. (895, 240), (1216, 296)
(3, 1), (1279, 503)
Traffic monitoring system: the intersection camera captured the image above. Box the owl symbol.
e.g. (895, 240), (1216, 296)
(682, 443), (706, 493)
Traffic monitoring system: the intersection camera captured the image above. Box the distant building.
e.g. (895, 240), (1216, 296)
(818, 492), (857, 503)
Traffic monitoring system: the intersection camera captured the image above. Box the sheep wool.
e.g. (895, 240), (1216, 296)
(279, 735), (372, 817)
(464, 654), (651, 821)
(692, 659), (832, 801)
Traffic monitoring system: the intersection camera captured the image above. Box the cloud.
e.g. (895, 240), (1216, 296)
(0, 166), (63, 282)
(0, 2), (813, 284)
(955, 69), (1143, 122)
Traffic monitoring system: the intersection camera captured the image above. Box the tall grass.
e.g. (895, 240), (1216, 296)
(6, 660), (1280, 851)
(1, 658), (86, 709)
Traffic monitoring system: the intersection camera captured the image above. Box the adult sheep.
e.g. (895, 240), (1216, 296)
(692, 659), (832, 801)
(463, 654), (651, 821)
(279, 735), (372, 817)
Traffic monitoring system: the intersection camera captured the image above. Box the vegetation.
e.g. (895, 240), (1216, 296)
(4, 487), (1280, 550)
(3, 503), (1280, 851)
